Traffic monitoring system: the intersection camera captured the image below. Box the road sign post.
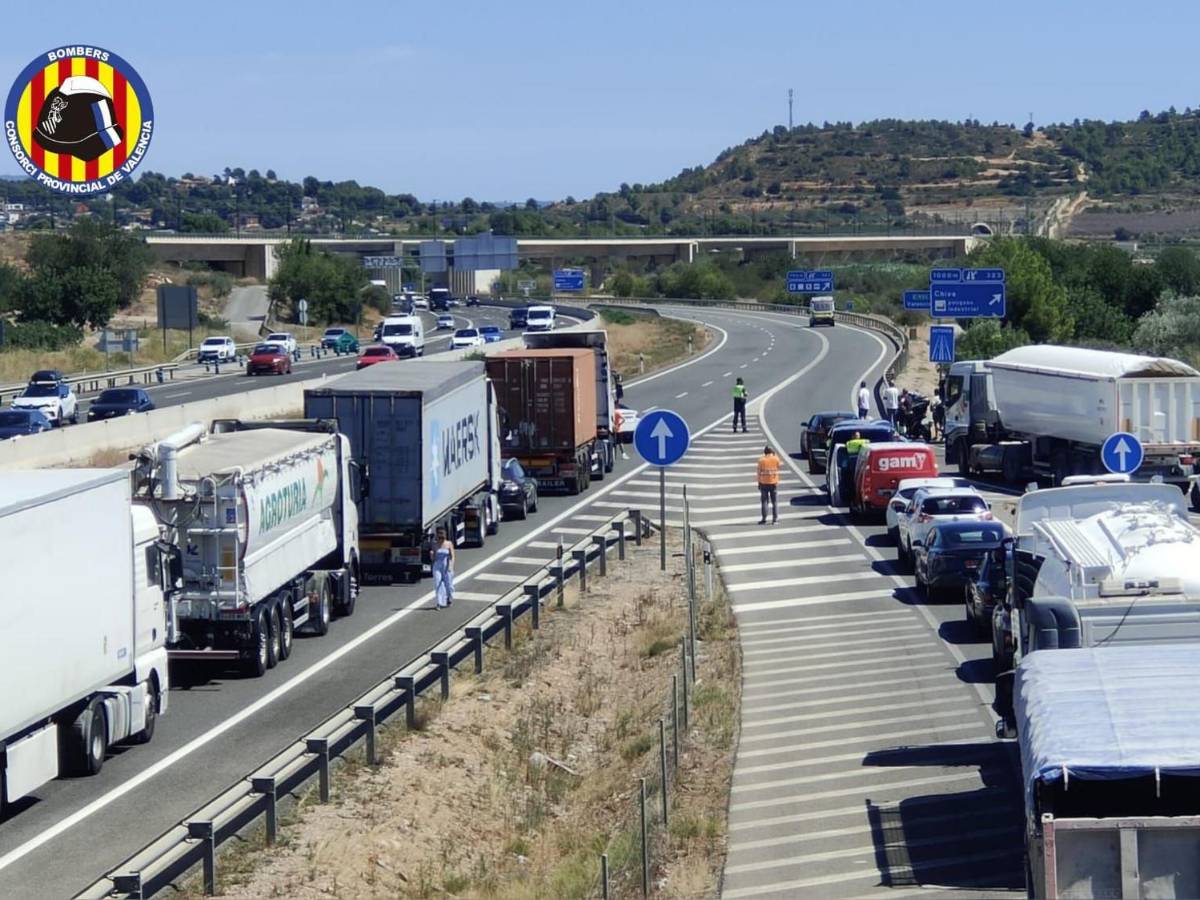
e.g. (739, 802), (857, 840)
(634, 410), (691, 571)
(1101, 432), (1144, 475)
(787, 270), (834, 294)
(929, 325), (956, 364)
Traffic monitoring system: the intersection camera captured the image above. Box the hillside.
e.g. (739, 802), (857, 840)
(5, 109), (1200, 241)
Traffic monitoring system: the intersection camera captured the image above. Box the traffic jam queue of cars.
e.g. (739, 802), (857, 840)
(800, 409), (1008, 608)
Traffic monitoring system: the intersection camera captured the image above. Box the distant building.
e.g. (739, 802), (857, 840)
(236, 213), (261, 230)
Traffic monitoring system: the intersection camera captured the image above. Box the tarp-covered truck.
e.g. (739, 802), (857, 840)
(304, 361), (501, 584)
(1015, 645), (1200, 899)
(131, 420), (361, 677)
(486, 348), (598, 495)
(1, 470), (174, 806)
(944, 346), (1200, 492)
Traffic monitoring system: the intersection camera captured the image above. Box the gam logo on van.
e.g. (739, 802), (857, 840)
(877, 454), (930, 472)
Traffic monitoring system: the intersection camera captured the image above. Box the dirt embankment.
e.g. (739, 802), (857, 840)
(600, 311), (711, 381)
(212, 530), (739, 900)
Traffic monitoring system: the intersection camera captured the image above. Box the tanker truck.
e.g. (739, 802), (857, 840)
(131, 419), (361, 677)
(1, 469), (175, 807)
(943, 346), (1200, 493)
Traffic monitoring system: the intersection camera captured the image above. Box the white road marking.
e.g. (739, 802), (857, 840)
(742, 683), (964, 719)
(739, 364), (748, 369)
(723, 371), (732, 377)
(732, 588), (895, 614)
(527, 541), (563, 550)
(741, 696), (970, 731)
(727, 570), (878, 594)
(473, 573), (526, 584)
(706, 524), (823, 541)
(737, 607), (910, 629)
(718, 545), (854, 569)
(701, 380), (713, 387)
(740, 621), (923, 646)
(502, 556), (549, 566)
(729, 770), (984, 813)
(446, 591), (500, 602)
(674, 392), (688, 399)
(740, 650), (948, 684)
(741, 660), (959, 700)
(160, 391), (192, 399)
(733, 721), (982, 763)
(742, 631), (915, 659)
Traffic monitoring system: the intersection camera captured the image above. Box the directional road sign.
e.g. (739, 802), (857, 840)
(634, 410), (690, 467)
(903, 290), (931, 311)
(929, 325), (956, 364)
(787, 270), (835, 294)
(928, 268), (1006, 318)
(553, 269), (585, 292)
(1101, 431), (1144, 475)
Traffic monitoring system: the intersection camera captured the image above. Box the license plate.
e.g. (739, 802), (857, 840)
(877, 488), (894, 497)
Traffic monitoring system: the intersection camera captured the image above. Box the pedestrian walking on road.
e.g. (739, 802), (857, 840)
(883, 379), (900, 428)
(857, 381), (871, 419)
(732, 377), (748, 433)
(757, 445), (780, 525)
(432, 527), (455, 608)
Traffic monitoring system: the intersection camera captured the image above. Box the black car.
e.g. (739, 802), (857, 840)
(466, 295), (481, 307)
(965, 546), (1008, 636)
(499, 458), (538, 519)
(801, 410), (857, 474)
(87, 388), (155, 421)
(29, 369), (67, 385)
(0, 408), (52, 438)
(914, 521), (1008, 600)
(509, 307), (529, 329)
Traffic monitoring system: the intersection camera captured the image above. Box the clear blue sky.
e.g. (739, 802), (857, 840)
(3, 0), (1197, 200)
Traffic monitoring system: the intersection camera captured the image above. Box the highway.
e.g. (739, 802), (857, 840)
(0, 305), (1025, 898)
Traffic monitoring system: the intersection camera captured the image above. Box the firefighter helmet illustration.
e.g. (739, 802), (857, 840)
(5, 46), (154, 194)
(33, 76), (122, 162)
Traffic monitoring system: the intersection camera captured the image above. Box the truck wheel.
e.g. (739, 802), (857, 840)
(529, 491), (538, 513)
(130, 679), (158, 745)
(278, 600), (295, 659)
(66, 699), (107, 776)
(266, 606), (281, 669)
(567, 476), (582, 496)
(1191, 482), (1200, 513)
(310, 579), (331, 636)
(243, 608), (270, 677)
(486, 503), (499, 535)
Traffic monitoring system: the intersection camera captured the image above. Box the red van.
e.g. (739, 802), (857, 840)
(852, 442), (939, 519)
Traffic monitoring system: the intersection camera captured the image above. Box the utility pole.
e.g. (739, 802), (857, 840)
(788, 88), (794, 130)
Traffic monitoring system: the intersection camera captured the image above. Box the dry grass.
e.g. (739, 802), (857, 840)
(601, 311), (711, 380)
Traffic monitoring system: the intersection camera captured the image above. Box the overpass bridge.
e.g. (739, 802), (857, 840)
(145, 233), (980, 282)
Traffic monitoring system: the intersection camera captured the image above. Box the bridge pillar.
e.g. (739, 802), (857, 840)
(675, 241), (696, 264)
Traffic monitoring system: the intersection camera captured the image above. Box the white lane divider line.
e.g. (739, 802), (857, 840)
(502, 556), (550, 566)
(675, 392), (688, 399)
(723, 371), (732, 377)
(701, 380), (713, 387)
(718, 546), (854, 570)
(716, 537), (844, 557)
(739, 364), (748, 369)
(727, 570), (875, 594)
(732, 588), (896, 614)
(473, 573), (527, 584)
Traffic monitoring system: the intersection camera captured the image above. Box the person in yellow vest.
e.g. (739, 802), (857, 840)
(732, 378), (748, 433)
(845, 432), (871, 456)
(757, 445), (780, 525)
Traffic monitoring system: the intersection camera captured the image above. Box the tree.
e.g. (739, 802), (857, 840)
(269, 238), (368, 324)
(1132, 294), (1200, 366)
(956, 320), (1031, 360)
(524, 198), (538, 210)
(1156, 246), (1200, 296)
(968, 238), (1073, 342)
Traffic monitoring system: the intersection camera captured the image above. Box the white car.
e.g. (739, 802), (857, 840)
(264, 332), (297, 355)
(826, 443), (850, 505)
(11, 380), (78, 426)
(411, 297), (430, 310)
(450, 328), (484, 350)
(886, 477), (973, 542)
(897, 487), (991, 566)
(436, 314), (455, 330)
(197, 335), (237, 363)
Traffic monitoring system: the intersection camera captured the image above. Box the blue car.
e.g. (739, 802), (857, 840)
(0, 408), (52, 439)
(87, 388), (156, 421)
(479, 325), (503, 343)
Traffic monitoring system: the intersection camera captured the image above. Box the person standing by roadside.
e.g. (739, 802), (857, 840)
(732, 377), (748, 433)
(857, 381), (871, 419)
(432, 528), (455, 609)
(757, 445), (780, 525)
(883, 379), (900, 428)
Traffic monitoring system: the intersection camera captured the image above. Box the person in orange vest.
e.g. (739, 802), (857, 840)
(757, 445), (780, 525)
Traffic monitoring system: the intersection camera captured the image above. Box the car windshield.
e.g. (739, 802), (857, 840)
(253, 344), (279, 354)
(363, 347), (391, 357)
(325, 329), (344, 337)
(21, 383), (57, 397)
(921, 495), (987, 515)
(942, 526), (1005, 545)
(455, 329), (478, 338)
(98, 389), (138, 403)
(201, 338), (225, 346)
(267, 334), (289, 341)
(0, 411), (31, 425)
(383, 323), (414, 335)
(528, 310), (550, 320)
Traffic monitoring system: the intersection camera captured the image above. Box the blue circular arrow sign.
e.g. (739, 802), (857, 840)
(634, 409), (690, 467)
(1100, 431), (1144, 474)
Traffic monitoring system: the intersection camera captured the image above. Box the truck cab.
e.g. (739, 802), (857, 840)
(942, 359), (993, 473)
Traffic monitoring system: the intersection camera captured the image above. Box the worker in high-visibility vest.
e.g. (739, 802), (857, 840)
(732, 378), (748, 433)
(757, 445), (780, 525)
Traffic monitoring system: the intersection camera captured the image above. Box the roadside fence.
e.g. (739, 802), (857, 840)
(0, 363), (181, 406)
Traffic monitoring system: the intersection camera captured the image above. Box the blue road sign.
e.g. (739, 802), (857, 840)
(903, 290), (931, 311)
(930, 268), (963, 283)
(930, 283), (1007, 318)
(964, 268), (1005, 282)
(1101, 431), (1144, 474)
(634, 410), (691, 467)
(929, 325), (956, 364)
(553, 269), (585, 292)
(787, 270), (835, 294)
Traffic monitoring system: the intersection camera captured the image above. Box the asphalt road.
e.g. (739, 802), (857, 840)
(0, 305), (1027, 898)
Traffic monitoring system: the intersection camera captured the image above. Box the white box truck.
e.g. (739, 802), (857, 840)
(943, 346), (1200, 491)
(303, 361), (501, 584)
(1, 470), (173, 807)
(130, 420), (361, 677)
(809, 295), (835, 327)
(379, 314), (425, 357)
(1014, 645), (1200, 899)
(523, 329), (617, 479)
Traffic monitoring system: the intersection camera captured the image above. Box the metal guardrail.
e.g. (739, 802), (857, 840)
(590, 296), (909, 379)
(0, 363), (181, 406)
(76, 507), (654, 900)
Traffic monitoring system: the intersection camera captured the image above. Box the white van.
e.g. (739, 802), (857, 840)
(379, 315), (425, 357)
(526, 305), (556, 332)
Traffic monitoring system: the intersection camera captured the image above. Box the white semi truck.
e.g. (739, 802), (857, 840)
(1, 470), (174, 807)
(944, 346), (1200, 493)
(131, 419), (361, 677)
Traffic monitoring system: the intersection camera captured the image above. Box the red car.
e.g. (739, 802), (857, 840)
(246, 343), (293, 376)
(356, 345), (400, 369)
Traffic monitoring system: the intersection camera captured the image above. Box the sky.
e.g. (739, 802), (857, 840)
(2, 0), (1198, 201)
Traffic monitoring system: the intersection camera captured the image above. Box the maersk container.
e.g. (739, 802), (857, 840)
(304, 361), (500, 582)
